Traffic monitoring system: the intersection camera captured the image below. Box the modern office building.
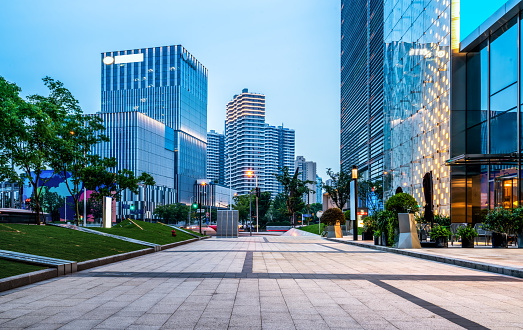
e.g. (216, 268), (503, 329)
(91, 111), (176, 218)
(448, 1), (523, 222)
(206, 130), (225, 185)
(382, 0), (453, 216)
(100, 45), (207, 204)
(340, 0), (384, 181)
(225, 89), (295, 197)
(295, 156), (317, 204)
(316, 175), (323, 204)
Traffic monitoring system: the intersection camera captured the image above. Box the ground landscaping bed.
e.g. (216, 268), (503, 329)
(0, 259), (46, 279)
(0, 223), (143, 263)
(298, 223), (325, 235)
(91, 219), (196, 245)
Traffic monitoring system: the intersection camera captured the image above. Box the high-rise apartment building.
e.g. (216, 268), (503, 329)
(225, 89), (295, 197)
(100, 45), (207, 203)
(340, 0), (384, 181)
(294, 156), (317, 204)
(206, 130), (225, 185)
(382, 0), (452, 215)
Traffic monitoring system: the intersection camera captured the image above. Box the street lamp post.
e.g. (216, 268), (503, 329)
(199, 182), (207, 234)
(352, 165), (358, 241)
(247, 171), (258, 234)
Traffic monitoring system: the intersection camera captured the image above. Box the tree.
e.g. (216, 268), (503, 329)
(323, 168), (351, 211)
(0, 76), (69, 224)
(233, 194), (250, 224)
(48, 81), (110, 225)
(267, 193), (289, 223)
(154, 203), (190, 224)
(82, 160), (156, 218)
(275, 167), (314, 226)
(40, 186), (65, 223)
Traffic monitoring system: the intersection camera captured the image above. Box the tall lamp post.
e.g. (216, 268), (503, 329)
(352, 165), (358, 241)
(199, 181), (207, 234)
(246, 171), (259, 234)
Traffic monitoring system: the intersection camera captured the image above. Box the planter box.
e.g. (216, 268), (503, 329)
(362, 230), (374, 240)
(374, 236), (380, 245)
(326, 225), (343, 238)
(492, 232), (508, 248)
(461, 237), (475, 248)
(381, 232), (388, 246)
(434, 236), (448, 248)
(518, 233), (523, 249)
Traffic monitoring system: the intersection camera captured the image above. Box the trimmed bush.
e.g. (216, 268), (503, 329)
(434, 214), (451, 227)
(385, 193), (419, 215)
(484, 208), (514, 234)
(429, 225), (451, 239)
(321, 208), (346, 226)
(363, 215), (377, 232)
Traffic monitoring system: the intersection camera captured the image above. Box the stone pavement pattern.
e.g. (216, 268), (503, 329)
(1, 236), (523, 329)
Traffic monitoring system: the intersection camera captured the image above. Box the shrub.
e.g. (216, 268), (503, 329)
(385, 193), (419, 215)
(344, 210), (350, 221)
(484, 208), (514, 234)
(321, 208), (346, 226)
(456, 225), (478, 240)
(375, 210), (397, 246)
(429, 225), (451, 240)
(434, 214), (451, 227)
(511, 207), (523, 233)
(363, 215), (377, 232)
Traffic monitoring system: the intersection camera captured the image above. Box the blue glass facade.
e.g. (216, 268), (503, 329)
(450, 4), (523, 222)
(340, 0), (384, 181)
(101, 45), (208, 204)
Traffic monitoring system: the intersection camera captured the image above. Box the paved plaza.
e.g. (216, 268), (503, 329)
(1, 236), (523, 329)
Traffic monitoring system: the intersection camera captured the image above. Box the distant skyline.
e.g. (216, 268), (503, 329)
(0, 0), (341, 178)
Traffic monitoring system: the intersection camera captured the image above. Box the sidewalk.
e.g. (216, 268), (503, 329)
(328, 236), (523, 279)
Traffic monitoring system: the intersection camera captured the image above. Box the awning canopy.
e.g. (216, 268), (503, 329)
(445, 153), (520, 166)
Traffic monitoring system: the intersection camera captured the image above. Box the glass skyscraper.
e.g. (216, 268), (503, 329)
(101, 45), (207, 204)
(382, 0), (453, 216)
(340, 0), (384, 181)
(206, 130), (225, 186)
(91, 112), (176, 218)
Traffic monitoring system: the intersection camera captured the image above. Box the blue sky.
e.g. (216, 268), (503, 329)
(461, 0), (508, 40)
(0, 0), (341, 177)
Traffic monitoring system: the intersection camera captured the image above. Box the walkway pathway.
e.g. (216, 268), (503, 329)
(0, 236), (522, 329)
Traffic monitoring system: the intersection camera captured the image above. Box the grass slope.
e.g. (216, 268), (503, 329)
(0, 223), (143, 262)
(91, 219), (196, 245)
(0, 259), (45, 279)
(298, 223), (325, 235)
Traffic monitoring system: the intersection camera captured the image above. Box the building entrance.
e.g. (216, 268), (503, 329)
(493, 175), (518, 209)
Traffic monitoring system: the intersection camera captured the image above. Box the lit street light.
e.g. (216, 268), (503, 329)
(246, 171), (259, 234)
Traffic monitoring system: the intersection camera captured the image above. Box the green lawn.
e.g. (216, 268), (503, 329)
(91, 220), (196, 245)
(0, 223), (143, 262)
(0, 259), (46, 279)
(298, 223), (326, 235)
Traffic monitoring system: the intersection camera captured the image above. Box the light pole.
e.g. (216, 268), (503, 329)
(227, 154), (232, 210)
(352, 165), (358, 241)
(246, 171), (258, 234)
(199, 182), (206, 234)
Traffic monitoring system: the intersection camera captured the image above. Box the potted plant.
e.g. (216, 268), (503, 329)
(456, 225), (478, 248)
(321, 208), (345, 238)
(362, 215), (377, 241)
(484, 208), (513, 248)
(376, 210), (395, 246)
(512, 207), (523, 248)
(429, 225), (451, 248)
(373, 229), (381, 245)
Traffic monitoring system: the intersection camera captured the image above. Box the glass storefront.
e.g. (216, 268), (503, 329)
(450, 12), (523, 223)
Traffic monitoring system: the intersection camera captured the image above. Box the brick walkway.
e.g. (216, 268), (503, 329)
(1, 236), (522, 329)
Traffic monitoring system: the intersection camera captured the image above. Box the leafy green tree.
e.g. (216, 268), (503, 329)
(40, 186), (65, 222)
(267, 193), (289, 223)
(323, 168), (351, 211)
(275, 167), (314, 225)
(0, 76), (70, 224)
(233, 194), (250, 224)
(154, 203), (190, 224)
(82, 159), (156, 218)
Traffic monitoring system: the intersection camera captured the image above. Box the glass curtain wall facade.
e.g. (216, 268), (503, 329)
(340, 0), (384, 181)
(295, 156), (317, 203)
(91, 112), (176, 219)
(264, 125), (295, 197)
(206, 130), (225, 185)
(383, 0), (452, 216)
(450, 6), (523, 222)
(101, 45), (207, 204)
